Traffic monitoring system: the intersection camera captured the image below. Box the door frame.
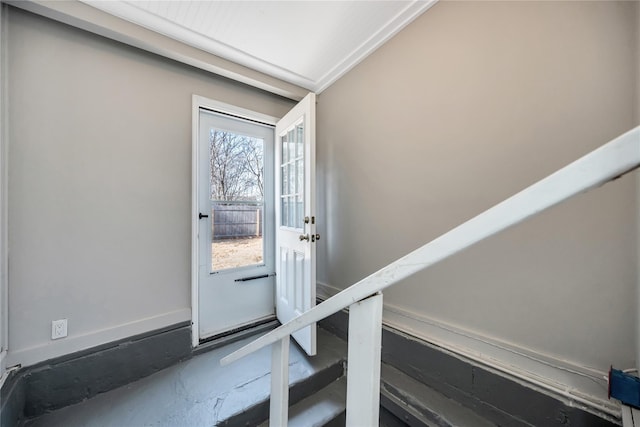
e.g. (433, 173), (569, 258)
(191, 95), (279, 348)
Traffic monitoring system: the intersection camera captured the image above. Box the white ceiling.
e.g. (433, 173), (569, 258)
(83, 1), (436, 93)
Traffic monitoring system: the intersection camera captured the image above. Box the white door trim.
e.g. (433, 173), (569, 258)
(191, 95), (278, 348)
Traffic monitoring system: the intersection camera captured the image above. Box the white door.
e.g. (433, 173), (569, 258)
(275, 93), (317, 356)
(197, 107), (276, 341)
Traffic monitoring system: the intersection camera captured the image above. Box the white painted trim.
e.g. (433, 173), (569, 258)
(191, 96), (200, 349)
(6, 308), (191, 368)
(0, 2), (8, 373)
(315, 0), (438, 93)
(622, 406), (634, 427)
(7, 0), (307, 101)
(345, 293), (382, 426)
(194, 96), (278, 127)
(270, 336), (290, 427)
(191, 94), (279, 348)
(316, 282), (620, 421)
(222, 126), (640, 368)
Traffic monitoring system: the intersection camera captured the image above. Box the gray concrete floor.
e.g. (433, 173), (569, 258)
(25, 328), (346, 427)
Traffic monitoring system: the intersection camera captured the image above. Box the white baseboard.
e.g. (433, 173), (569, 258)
(6, 308), (191, 368)
(316, 282), (620, 421)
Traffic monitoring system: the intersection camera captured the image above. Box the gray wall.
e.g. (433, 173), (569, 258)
(317, 0), (638, 405)
(6, 7), (294, 366)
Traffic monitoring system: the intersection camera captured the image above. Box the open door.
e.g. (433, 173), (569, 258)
(275, 93), (317, 356)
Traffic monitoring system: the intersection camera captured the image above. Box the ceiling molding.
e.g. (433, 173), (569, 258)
(81, 0), (437, 94)
(315, 0), (438, 93)
(12, 0), (438, 97)
(82, 1), (319, 91)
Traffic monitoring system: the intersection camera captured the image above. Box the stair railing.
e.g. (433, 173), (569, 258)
(221, 126), (640, 427)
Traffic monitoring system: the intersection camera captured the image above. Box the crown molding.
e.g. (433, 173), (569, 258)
(81, 0), (437, 94)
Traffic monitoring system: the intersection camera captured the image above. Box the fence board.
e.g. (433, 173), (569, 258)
(211, 202), (263, 240)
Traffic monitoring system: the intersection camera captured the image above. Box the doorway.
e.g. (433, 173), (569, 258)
(192, 94), (317, 352)
(193, 97), (277, 343)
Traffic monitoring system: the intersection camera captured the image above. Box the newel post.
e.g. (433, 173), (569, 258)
(346, 292), (383, 426)
(270, 336), (290, 427)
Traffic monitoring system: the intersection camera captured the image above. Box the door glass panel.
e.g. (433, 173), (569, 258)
(289, 197), (295, 228)
(280, 120), (305, 229)
(296, 195), (304, 229)
(296, 124), (304, 158)
(209, 129), (265, 272)
(281, 163), (289, 195)
(281, 198), (289, 228)
(281, 131), (288, 164)
(296, 159), (303, 194)
(288, 129), (295, 162)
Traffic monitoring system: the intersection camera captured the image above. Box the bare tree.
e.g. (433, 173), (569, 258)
(241, 138), (264, 199)
(209, 130), (263, 201)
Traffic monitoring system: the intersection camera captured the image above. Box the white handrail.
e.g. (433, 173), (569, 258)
(222, 126), (640, 366)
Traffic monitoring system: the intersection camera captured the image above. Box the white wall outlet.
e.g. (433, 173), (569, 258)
(51, 319), (67, 340)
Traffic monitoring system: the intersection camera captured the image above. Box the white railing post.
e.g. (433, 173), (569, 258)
(270, 336), (290, 427)
(346, 292), (383, 426)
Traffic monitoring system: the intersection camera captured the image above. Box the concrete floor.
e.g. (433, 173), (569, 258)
(24, 328), (347, 427)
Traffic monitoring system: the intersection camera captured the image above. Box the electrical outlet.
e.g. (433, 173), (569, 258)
(51, 319), (67, 340)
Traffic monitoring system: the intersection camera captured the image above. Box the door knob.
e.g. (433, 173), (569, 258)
(315, 234), (320, 241)
(299, 234), (310, 241)
(199, 213), (209, 219)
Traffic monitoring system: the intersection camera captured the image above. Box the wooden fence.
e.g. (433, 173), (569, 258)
(211, 202), (262, 240)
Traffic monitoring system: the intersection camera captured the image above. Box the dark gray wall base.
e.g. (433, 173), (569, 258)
(317, 300), (617, 427)
(380, 405), (411, 427)
(1, 369), (27, 427)
(317, 304), (349, 342)
(1, 321), (192, 425)
(2, 305), (619, 427)
(25, 321), (192, 418)
(382, 328), (617, 427)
